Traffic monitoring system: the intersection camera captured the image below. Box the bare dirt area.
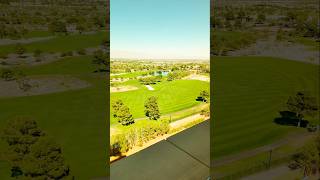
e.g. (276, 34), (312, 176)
(0, 75), (90, 98)
(110, 85), (138, 93)
(0, 46), (103, 67)
(228, 35), (320, 64)
(0, 36), (55, 46)
(183, 74), (210, 82)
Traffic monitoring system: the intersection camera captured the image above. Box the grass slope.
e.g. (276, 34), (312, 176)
(110, 79), (209, 125)
(212, 56), (319, 158)
(0, 56), (107, 179)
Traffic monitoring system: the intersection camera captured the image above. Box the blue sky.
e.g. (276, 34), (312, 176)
(111, 0), (209, 59)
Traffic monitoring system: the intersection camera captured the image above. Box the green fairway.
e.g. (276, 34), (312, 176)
(110, 79), (209, 125)
(212, 56), (319, 158)
(0, 31), (107, 55)
(0, 56), (107, 179)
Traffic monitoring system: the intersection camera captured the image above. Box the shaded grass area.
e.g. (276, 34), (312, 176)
(0, 31), (107, 55)
(212, 56), (319, 158)
(110, 79), (209, 125)
(0, 56), (107, 179)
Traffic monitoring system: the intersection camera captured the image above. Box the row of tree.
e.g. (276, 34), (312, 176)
(1, 118), (71, 178)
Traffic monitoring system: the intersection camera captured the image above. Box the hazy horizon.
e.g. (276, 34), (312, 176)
(111, 0), (209, 60)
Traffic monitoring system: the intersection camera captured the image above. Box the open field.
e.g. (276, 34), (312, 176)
(0, 55), (107, 179)
(212, 56), (319, 159)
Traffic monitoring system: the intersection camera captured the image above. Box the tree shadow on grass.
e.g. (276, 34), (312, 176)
(273, 111), (309, 128)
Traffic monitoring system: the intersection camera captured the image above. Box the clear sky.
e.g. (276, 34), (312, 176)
(111, 0), (209, 60)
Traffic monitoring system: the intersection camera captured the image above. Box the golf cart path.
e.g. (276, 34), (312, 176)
(213, 131), (315, 167)
(170, 114), (204, 129)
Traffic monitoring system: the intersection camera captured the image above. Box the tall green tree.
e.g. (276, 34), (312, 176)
(286, 91), (318, 127)
(290, 142), (319, 178)
(112, 99), (124, 118)
(15, 43), (26, 57)
(144, 96), (160, 120)
(92, 50), (108, 72)
(116, 105), (134, 126)
(21, 137), (70, 179)
(1, 118), (70, 178)
(200, 90), (210, 103)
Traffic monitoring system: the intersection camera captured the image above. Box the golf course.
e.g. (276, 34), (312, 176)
(212, 56), (319, 157)
(110, 78), (209, 124)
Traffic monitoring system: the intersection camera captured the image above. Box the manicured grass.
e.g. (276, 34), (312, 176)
(212, 56), (319, 158)
(0, 31), (107, 55)
(110, 79), (209, 125)
(22, 56), (96, 75)
(0, 56), (107, 179)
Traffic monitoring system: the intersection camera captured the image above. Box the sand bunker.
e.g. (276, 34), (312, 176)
(110, 85), (138, 93)
(0, 75), (90, 98)
(183, 74), (210, 82)
(145, 85), (154, 90)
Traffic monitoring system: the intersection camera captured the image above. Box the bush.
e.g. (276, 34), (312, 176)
(110, 120), (170, 156)
(1, 69), (16, 81)
(60, 51), (73, 57)
(77, 49), (86, 55)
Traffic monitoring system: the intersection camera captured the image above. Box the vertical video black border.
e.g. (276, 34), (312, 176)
(106, 0), (110, 179)
(209, 0), (214, 178)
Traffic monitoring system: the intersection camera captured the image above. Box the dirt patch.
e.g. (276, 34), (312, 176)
(0, 36), (55, 46)
(110, 85), (138, 93)
(0, 75), (90, 98)
(183, 74), (210, 82)
(228, 35), (319, 64)
(0, 46), (103, 67)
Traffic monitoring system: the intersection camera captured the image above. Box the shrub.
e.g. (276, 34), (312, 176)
(110, 120), (170, 155)
(1, 69), (16, 81)
(77, 49), (86, 55)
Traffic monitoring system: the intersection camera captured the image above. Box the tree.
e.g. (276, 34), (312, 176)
(289, 142), (319, 178)
(286, 91), (318, 127)
(116, 105), (134, 126)
(15, 44), (26, 57)
(112, 99), (124, 118)
(1, 69), (16, 81)
(200, 90), (210, 102)
(49, 20), (67, 35)
(144, 96), (160, 120)
(1, 118), (70, 178)
(76, 22), (86, 34)
(2, 118), (45, 177)
(21, 137), (70, 179)
(92, 50), (108, 71)
(256, 13), (266, 24)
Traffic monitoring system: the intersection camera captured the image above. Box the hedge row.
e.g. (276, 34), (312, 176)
(110, 120), (170, 156)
